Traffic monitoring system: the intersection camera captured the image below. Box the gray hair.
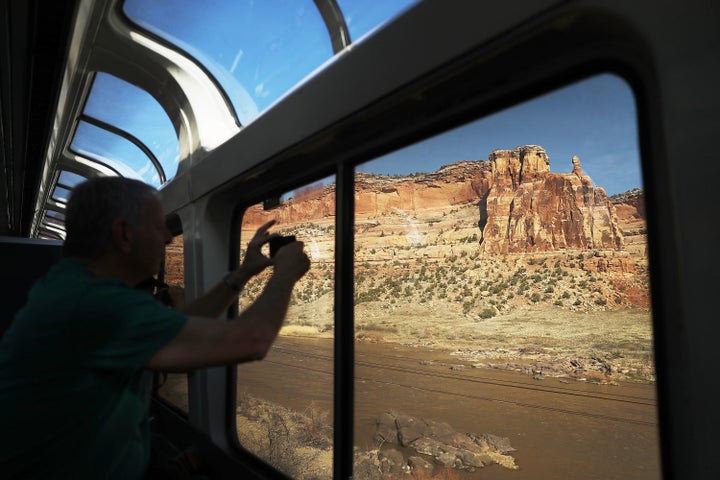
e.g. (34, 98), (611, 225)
(63, 177), (158, 258)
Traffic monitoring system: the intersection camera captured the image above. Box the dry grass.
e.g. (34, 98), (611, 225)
(283, 301), (655, 383)
(236, 392), (333, 479)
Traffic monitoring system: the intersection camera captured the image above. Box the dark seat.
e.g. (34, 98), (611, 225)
(0, 237), (62, 337)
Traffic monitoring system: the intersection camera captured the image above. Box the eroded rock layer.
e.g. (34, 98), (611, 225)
(245, 145), (631, 253)
(480, 146), (623, 253)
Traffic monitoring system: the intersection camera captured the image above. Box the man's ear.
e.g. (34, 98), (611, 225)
(111, 218), (134, 254)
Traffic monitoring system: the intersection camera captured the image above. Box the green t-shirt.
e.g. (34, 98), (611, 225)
(0, 258), (188, 479)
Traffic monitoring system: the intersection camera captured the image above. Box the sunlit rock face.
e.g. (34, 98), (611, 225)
(243, 184), (337, 226)
(480, 146), (623, 253)
(354, 161), (492, 217)
(610, 188), (645, 237)
(489, 144), (550, 187)
(243, 145), (626, 254)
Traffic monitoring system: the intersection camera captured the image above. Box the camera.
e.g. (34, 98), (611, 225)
(268, 235), (296, 258)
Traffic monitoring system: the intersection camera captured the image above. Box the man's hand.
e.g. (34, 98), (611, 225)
(241, 220), (277, 276)
(272, 240), (310, 282)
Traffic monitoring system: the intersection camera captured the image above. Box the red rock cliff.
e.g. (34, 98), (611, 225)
(244, 145), (627, 253)
(480, 146), (623, 253)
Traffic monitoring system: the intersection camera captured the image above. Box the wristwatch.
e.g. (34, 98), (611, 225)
(223, 271), (242, 292)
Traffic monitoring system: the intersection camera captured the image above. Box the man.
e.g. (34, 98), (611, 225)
(0, 177), (310, 479)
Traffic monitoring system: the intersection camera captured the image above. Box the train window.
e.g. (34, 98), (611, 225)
(70, 72), (178, 186)
(41, 216), (65, 230)
(351, 73), (659, 479)
(37, 171), (85, 237)
(123, 0), (334, 126)
(235, 182), (336, 478)
(39, 210), (66, 240)
(37, 231), (63, 241)
(44, 210), (65, 221)
(336, 0), (418, 43)
(38, 223), (65, 240)
(70, 121), (159, 184)
(57, 170), (86, 188)
(155, 233), (189, 413)
(50, 185), (71, 204)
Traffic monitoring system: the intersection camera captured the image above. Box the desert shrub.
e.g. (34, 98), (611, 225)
(462, 301), (473, 314)
(530, 293), (541, 303)
(479, 308), (496, 319)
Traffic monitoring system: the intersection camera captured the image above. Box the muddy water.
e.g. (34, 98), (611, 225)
(229, 335), (660, 479)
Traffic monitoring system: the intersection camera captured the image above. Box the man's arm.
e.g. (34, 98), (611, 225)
(178, 266), (253, 317)
(146, 241), (309, 372)
(177, 220), (276, 317)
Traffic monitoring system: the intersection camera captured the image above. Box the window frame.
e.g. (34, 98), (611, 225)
(153, 220), (191, 416)
(219, 31), (672, 480)
(121, 2), (685, 477)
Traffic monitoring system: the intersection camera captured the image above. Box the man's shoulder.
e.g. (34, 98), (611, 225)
(18, 259), (154, 326)
(32, 257), (98, 295)
(25, 258), (115, 308)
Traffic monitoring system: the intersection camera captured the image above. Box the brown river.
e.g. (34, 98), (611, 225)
(164, 336), (661, 479)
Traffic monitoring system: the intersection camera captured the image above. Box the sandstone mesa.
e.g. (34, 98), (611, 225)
(244, 145), (642, 255)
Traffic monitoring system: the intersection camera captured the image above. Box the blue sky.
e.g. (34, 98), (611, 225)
(358, 73), (642, 196)
(124, 0), (417, 125)
(114, 2), (641, 197)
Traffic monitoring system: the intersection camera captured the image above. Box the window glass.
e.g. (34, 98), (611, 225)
(45, 210), (65, 221)
(41, 212), (66, 236)
(352, 74), (659, 479)
(70, 121), (161, 186)
(152, 234), (188, 412)
(337, 0), (418, 43)
(123, 0), (333, 126)
(42, 217), (65, 230)
(82, 73), (179, 183)
(38, 229), (63, 241)
(235, 182), (335, 478)
(57, 170), (86, 188)
(51, 186), (71, 204)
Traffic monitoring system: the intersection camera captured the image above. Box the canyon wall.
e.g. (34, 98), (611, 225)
(245, 145), (635, 253)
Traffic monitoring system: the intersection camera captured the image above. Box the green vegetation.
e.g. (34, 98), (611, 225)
(479, 308), (496, 319)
